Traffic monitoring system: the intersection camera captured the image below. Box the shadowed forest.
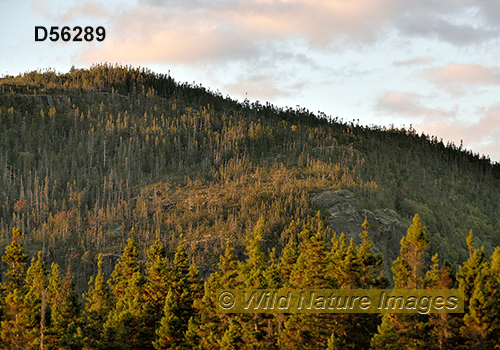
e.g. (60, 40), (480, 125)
(0, 64), (499, 349)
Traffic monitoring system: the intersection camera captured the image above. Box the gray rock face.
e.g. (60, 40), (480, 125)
(311, 189), (407, 277)
(17, 94), (69, 107)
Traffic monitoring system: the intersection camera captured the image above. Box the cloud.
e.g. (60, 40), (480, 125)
(393, 57), (434, 67)
(72, 0), (500, 67)
(423, 62), (500, 96)
(426, 62), (500, 86)
(31, 0), (111, 22)
(224, 75), (285, 101)
(376, 91), (456, 122)
(413, 104), (500, 161)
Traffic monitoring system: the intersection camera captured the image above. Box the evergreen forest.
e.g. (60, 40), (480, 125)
(0, 64), (499, 349)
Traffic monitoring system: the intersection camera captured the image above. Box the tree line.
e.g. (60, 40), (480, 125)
(1, 214), (499, 349)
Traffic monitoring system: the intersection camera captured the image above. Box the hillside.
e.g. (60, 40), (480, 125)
(1, 64), (500, 349)
(1, 64), (498, 279)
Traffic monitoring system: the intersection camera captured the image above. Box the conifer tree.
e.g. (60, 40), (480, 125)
(393, 214), (429, 289)
(197, 239), (240, 349)
(110, 270), (155, 350)
(375, 214), (433, 349)
(453, 230), (486, 348)
(184, 316), (201, 350)
(280, 227), (298, 288)
(82, 253), (113, 349)
(462, 247), (500, 348)
(171, 242), (196, 335)
(145, 240), (171, 322)
(108, 237), (140, 300)
(24, 251), (48, 349)
(153, 289), (184, 350)
(187, 258), (203, 306)
(330, 218), (387, 349)
(238, 218), (278, 349)
(370, 314), (402, 350)
(52, 279), (83, 350)
(1, 228), (28, 292)
(283, 215), (331, 350)
(0, 228), (30, 349)
(218, 318), (242, 350)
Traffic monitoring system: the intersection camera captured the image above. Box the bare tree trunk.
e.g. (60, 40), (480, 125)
(40, 289), (46, 350)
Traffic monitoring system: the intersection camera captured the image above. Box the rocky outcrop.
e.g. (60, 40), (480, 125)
(17, 94), (69, 107)
(311, 189), (407, 277)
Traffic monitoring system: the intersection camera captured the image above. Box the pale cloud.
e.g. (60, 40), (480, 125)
(377, 88), (500, 161)
(376, 91), (456, 122)
(425, 63), (500, 86)
(224, 74), (309, 101)
(31, 0), (111, 22)
(23, 0), (500, 162)
(423, 63), (500, 96)
(393, 57), (434, 67)
(73, 0), (500, 66)
(414, 104), (500, 161)
(224, 75), (284, 101)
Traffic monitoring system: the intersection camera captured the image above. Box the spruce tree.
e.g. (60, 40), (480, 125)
(377, 214), (433, 349)
(370, 314), (402, 350)
(145, 240), (171, 323)
(1, 228), (28, 292)
(218, 318), (242, 350)
(462, 247), (500, 348)
(0, 228), (29, 349)
(53, 279), (83, 350)
(171, 242), (196, 335)
(197, 239), (240, 349)
(283, 216), (331, 350)
(108, 237), (140, 300)
(184, 316), (201, 350)
(24, 251), (48, 349)
(82, 253), (113, 349)
(153, 289), (184, 350)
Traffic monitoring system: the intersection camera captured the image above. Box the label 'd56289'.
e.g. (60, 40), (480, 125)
(35, 26), (106, 42)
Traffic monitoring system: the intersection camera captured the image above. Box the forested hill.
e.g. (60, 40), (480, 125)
(0, 64), (499, 286)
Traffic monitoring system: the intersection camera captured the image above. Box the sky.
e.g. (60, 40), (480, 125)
(1, 0), (500, 162)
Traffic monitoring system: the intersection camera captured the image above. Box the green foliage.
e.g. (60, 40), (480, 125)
(0, 65), (500, 349)
(82, 253), (113, 349)
(109, 237), (140, 300)
(1, 228), (28, 292)
(153, 289), (184, 350)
